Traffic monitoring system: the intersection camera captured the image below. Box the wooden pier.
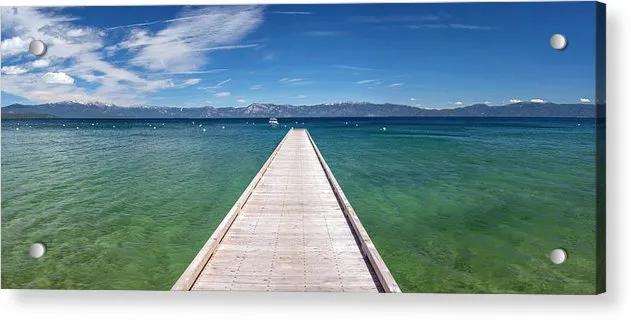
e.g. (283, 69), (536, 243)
(172, 128), (400, 292)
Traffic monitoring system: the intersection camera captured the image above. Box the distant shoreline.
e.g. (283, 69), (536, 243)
(2, 115), (598, 120)
(1, 101), (600, 119)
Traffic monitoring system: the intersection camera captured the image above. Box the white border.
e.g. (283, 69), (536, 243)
(1, 0), (630, 319)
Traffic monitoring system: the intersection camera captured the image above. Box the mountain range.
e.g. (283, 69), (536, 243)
(1, 101), (596, 119)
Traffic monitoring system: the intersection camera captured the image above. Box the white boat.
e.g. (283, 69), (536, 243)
(269, 117), (279, 127)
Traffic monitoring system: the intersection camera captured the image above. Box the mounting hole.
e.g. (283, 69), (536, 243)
(29, 242), (47, 259)
(550, 34), (568, 50)
(29, 40), (47, 56)
(550, 248), (567, 264)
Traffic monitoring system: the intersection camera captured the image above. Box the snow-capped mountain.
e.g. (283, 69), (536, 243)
(1, 101), (596, 118)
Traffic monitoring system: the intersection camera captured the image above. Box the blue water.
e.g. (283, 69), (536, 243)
(1, 117), (597, 293)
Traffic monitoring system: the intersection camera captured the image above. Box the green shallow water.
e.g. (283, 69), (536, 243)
(1, 118), (596, 293)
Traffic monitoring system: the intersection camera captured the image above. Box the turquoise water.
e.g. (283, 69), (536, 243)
(1, 118), (596, 293)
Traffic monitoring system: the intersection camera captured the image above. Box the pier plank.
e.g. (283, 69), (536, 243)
(173, 128), (399, 292)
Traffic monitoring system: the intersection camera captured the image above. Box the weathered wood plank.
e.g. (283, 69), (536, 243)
(173, 128), (399, 293)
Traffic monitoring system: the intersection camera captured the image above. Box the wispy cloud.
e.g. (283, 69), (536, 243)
(279, 77), (303, 84)
(291, 94), (307, 99)
(356, 79), (381, 85)
(279, 77), (310, 85)
(334, 65), (380, 71)
(271, 11), (313, 15)
(112, 6), (264, 73)
(263, 52), (276, 61)
(388, 83), (405, 87)
(410, 98), (416, 101)
(181, 78), (201, 86)
(199, 78), (231, 90)
(190, 44), (259, 52)
(450, 24), (494, 31)
(104, 14), (214, 30)
(214, 91), (231, 97)
(0, 7), (167, 105)
(0, 7), (259, 105)
(236, 98), (247, 103)
(162, 69), (227, 75)
(1, 66), (28, 75)
(249, 84), (263, 90)
(32, 59), (51, 68)
(580, 97), (591, 103)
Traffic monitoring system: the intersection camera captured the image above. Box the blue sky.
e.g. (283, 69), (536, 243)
(1, 3), (597, 108)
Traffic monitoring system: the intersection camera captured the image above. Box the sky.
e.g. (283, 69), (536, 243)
(1, 3), (598, 108)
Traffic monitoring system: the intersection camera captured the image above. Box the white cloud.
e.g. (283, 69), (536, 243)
(32, 59), (51, 68)
(236, 99), (247, 103)
(214, 79), (231, 88)
(42, 72), (75, 84)
(580, 98), (591, 103)
(80, 74), (105, 82)
(182, 78), (201, 86)
(263, 52), (276, 61)
(356, 79), (380, 85)
(0, 36), (30, 56)
(66, 28), (87, 37)
(279, 77), (304, 84)
(162, 69), (226, 75)
(113, 6), (264, 73)
(214, 91), (231, 97)
(455, 101), (463, 105)
(1, 66), (28, 75)
(530, 98), (545, 103)
(410, 98), (416, 101)
(509, 99), (522, 103)
(388, 83), (405, 87)
(0, 7), (220, 105)
(249, 84), (263, 90)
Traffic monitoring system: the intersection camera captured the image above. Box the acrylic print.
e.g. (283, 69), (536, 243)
(1, 2), (605, 294)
